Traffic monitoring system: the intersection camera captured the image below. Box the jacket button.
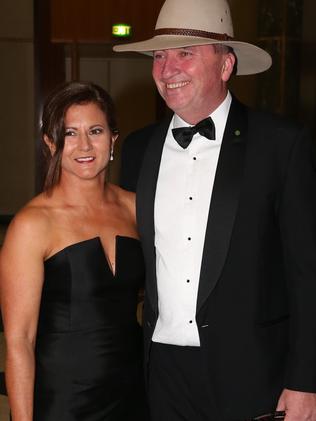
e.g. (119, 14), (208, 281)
(147, 321), (152, 327)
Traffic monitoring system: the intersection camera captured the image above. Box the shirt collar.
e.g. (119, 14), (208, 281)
(172, 91), (232, 143)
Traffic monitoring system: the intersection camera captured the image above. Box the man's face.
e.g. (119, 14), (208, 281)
(152, 45), (233, 124)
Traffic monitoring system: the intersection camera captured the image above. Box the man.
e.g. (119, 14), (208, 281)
(114, 0), (316, 420)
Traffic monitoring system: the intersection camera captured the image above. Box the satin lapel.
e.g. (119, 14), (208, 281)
(197, 98), (248, 313)
(136, 117), (171, 314)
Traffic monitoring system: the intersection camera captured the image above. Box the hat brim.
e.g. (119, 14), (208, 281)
(113, 35), (272, 75)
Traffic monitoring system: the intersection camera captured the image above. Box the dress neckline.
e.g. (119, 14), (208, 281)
(44, 235), (140, 277)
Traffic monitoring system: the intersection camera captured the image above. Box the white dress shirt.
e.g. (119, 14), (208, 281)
(152, 92), (232, 346)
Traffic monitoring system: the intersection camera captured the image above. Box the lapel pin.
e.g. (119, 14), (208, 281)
(234, 129), (241, 136)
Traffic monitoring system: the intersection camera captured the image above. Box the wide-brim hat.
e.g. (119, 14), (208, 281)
(113, 0), (272, 76)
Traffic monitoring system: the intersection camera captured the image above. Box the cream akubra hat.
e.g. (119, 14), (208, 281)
(113, 0), (272, 76)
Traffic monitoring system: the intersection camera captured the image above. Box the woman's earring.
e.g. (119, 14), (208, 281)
(110, 145), (114, 161)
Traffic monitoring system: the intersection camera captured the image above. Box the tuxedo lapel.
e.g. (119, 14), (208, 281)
(197, 98), (248, 312)
(136, 117), (171, 314)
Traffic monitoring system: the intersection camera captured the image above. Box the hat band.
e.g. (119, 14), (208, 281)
(154, 28), (233, 41)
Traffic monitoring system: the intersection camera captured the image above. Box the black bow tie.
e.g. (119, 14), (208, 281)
(172, 117), (216, 149)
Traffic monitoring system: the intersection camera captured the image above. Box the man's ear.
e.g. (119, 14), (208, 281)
(221, 53), (236, 82)
(43, 135), (56, 156)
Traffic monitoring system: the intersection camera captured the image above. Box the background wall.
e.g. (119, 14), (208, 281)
(0, 0), (35, 217)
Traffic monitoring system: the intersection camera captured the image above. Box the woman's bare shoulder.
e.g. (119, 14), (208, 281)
(108, 184), (135, 206)
(3, 193), (53, 249)
(109, 184), (136, 216)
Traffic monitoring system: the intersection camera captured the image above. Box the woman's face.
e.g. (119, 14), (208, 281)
(59, 102), (117, 182)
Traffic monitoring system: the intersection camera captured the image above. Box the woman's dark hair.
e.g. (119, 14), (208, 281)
(41, 81), (118, 191)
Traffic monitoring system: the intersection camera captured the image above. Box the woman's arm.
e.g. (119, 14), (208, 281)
(0, 208), (47, 421)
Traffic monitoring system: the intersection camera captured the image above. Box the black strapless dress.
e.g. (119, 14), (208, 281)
(34, 236), (148, 420)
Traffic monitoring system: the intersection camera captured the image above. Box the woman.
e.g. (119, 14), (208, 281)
(0, 82), (147, 420)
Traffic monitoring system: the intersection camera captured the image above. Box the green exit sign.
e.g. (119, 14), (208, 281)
(112, 24), (132, 38)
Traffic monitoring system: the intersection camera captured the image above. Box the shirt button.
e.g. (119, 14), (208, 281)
(189, 320), (193, 324)
(187, 279), (190, 283)
(189, 197), (193, 200)
(188, 237), (191, 241)
(193, 157), (197, 160)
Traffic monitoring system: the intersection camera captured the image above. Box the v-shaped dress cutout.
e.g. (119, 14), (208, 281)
(45, 235), (141, 277)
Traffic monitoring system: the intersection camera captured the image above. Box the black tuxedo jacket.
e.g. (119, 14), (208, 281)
(120, 123), (158, 192)
(122, 98), (316, 420)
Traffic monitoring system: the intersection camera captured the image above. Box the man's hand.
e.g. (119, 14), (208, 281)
(277, 389), (316, 420)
